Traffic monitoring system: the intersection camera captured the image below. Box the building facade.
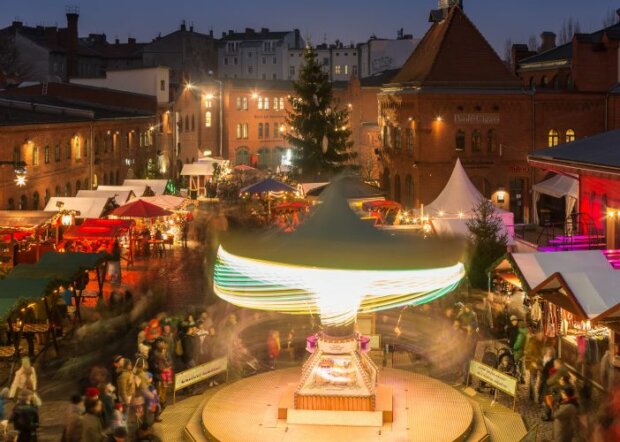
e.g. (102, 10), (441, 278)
(0, 97), (156, 211)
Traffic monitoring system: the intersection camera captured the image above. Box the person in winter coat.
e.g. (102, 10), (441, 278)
(148, 339), (172, 407)
(267, 330), (281, 369)
(99, 383), (116, 430)
(81, 399), (106, 442)
(9, 357), (37, 400)
(505, 315), (520, 348)
(553, 386), (579, 442)
(10, 389), (38, 442)
(141, 373), (162, 425)
(110, 402), (126, 431)
(542, 358), (569, 421)
(523, 330), (546, 401)
(116, 359), (136, 412)
(512, 323), (528, 382)
(61, 395), (83, 442)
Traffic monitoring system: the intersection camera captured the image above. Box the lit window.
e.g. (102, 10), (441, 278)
(236, 97), (241, 110)
(335, 65), (341, 75)
(205, 99), (213, 109)
(243, 123), (248, 139)
(32, 145), (39, 166)
(566, 129), (575, 143)
(242, 96), (248, 110)
(236, 124), (242, 139)
(264, 97), (270, 110)
(279, 97), (284, 110)
(548, 129), (559, 147)
(258, 123), (263, 138)
(160, 80), (165, 91)
(289, 66), (295, 77)
(205, 111), (212, 127)
(344, 65), (349, 75)
(75, 137), (81, 160)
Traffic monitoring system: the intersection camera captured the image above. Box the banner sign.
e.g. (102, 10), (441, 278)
(469, 359), (517, 397)
(174, 357), (228, 392)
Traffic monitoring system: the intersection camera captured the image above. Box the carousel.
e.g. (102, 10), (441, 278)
(203, 177), (478, 441)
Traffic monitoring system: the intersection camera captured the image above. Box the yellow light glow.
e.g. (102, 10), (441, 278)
(251, 92), (259, 99)
(438, 210), (445, 217)
(15, 175), (27, 187)
(205, 93), (214, 100)
(458, 212), (464, 218)
(214, 246), (465, 327)
(436, 116), (442, 122)
(608, 210), (615, 218)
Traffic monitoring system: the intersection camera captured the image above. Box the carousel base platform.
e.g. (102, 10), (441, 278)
(201, 367), (478, 442)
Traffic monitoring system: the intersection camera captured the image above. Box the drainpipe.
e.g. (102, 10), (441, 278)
(605, 91), (610, 131)
(89, 121), (94, 189)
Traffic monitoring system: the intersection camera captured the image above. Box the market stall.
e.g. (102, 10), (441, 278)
(181, 158), (227, 198)
(361, 200), (402, 226)
(97, 185), (150, 198)
(273, 201), (310, 231)
(63, 218), (135, 265)
(76, 190), (134, 206)
(425, 159), (515, 245)
(532, 174), (579, 225)
(44, 197), (112, 220)
(240, 178), (298, 218)
(0, 211), (56, 267)
(123, 179), (168, 195)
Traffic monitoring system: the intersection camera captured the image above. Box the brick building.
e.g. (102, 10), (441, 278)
(174, 79), (294, 172)
(0, 85), (156, 210)
(373, 2), (619, 224)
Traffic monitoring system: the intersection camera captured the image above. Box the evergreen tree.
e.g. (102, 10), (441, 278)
(286, 46), (356, 178)
(466, 200), (508, 289)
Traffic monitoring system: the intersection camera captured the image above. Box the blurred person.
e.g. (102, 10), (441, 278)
(9, 357), (37, 401)
(81, 398), (106, 442)
(512, 321), (528, 383)
(461, 325), (478, 384)
(144, 319), (162, 344)
(542, 358), (569, 421)
(134, 421), (162, 442)
(456, 304), (478, 331)
(111, 355), (124, 390)
(116, 359), (135, 413)
(100, 384), (116, 430)
(109, 403), (126, 432)
(141, 373), (162, 425)
(523, 329), (546, 401)
(10, 389), (38, 442)
(60, 394), (83, 442)
(267, 330), (281, 370)
(148, 338), (172, 407)
(107, 240), (122, 285)
(505, 315), (520, 348)
(106, 426), (128, 442)
(553, 386), (579, 442)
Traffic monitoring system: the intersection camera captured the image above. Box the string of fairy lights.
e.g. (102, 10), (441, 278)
(214, 246), (465, 326)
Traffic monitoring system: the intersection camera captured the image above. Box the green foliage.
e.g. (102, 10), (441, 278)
(466, 199), (508, 289)
(286, 46), (356, 178)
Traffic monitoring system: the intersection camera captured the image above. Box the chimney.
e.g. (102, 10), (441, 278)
(245, 27), (255, 34)
(180, 20), (186, 32)
(12, 21), (23, 29)
(209, 29), (214, 38)
(511, 44), (536, 75)
(616, 8), (620, 23)
(540, 31), (556, 52)
(65, 5), (79, 78)
(189, 25), (194, 32)
(128, 37), (136, 46)
(261, 27), (269, 34)
(228, 30), (234, 36)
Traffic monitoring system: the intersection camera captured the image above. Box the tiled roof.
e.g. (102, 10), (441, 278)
(389, 7), (520, 88)
(360, 69), (401, 87)
(529, 129), (620, 169)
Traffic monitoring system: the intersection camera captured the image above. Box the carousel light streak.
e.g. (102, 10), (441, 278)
(214, 246), (465, 326)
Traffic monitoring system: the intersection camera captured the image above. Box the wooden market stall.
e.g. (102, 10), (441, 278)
(63, 219), (135, 265)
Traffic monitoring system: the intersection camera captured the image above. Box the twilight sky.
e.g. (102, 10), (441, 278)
(2, 0), (618, 55)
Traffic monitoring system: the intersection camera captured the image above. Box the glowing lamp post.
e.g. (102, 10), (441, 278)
(214, 177), (465, 413)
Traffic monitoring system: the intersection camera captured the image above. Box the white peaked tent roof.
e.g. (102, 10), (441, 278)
(425, 158), (486, 217)
(76, 190), (134, 205)
(44, 197), (110, 219)
(97, 185), (148, 197)
(123, 179), (168, 195)
(532, 174), (578, 200)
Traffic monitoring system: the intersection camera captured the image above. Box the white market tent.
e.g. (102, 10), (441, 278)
(76, 190), (134, 205)
(123, 179), (168, 196)
(44, 197), (111, 219)
(299, 182), (329, 197)
(532, 174), (579, 224)
(425, 159), (515, 244)
(132, 195), (187, 210)
(181, 158), (227, 197)
(97, 185), (148, 197)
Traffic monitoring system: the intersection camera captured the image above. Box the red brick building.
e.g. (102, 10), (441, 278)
(374, 3), (619, 224)
(0, 84), (156, 210)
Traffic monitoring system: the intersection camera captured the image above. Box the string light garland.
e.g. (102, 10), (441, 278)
(214, 246), (465, 326)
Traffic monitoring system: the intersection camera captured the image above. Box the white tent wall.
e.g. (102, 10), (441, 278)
(531, 174), (579, 225)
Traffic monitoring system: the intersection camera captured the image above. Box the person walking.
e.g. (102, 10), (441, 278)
(523, 329), (546, 401)
(81, 399), (106, 442)
(107, 240), (122, 285)
(116, 359), (136, 414)
(10, 389), (39, 442)
(267, 330), (281, 370)
(60, 395), (83, 442)
(553, 386), (579, 442)
(9, 358), (37, 402)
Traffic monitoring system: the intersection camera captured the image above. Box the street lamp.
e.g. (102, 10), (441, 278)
(0, 160), (27, 187)
(208, 70), (223, 158)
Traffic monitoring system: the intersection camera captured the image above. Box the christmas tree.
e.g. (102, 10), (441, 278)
(286, 46), (356, 178)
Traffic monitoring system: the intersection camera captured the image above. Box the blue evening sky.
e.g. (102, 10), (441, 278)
(2, 0), (618, 54)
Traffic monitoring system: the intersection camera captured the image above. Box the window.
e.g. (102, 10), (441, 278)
(394, 127), (401, 149)
(265, 123), (270, 138)
(243, 123), (248, 139)
(344, 65), (349, 75)
(272, 73), (277, 79)
(263, 41), (274, 53)
(205, 99), (213, 109)
(227, 42), (238, 53)
(13, 145), (20, 163)
(66, 141), (71, 160)
(75, 137), (81, 160)
(352, 65), (358, 76)
(487, 129), (497, 153)
(274, 123), (279, 137)
(289, 66), (295, 77)
(262, 57), (266, 65)
(258, 147), (271, 168)
(455, 130), (465, 151)
(323, 57), (329, 66)
(335, 65), (341, 75)
(273, 57), (277, 64)
(236, 97), (242, 110)
(242, 96), (248, 110)
(406, 128), (413, 152)
(279, 97), (285, 110)
(236, 124), (242, 139)
(566, 129), (575, 143)
(65, 182), (72, 197)
(471, 129), (481, 152)
(44, 189), (50, 204)
(258, 97), (264, 110)
(548, 129), (559, 147)
(258, 123), (263, 138)
(541, 76), (548, 87)
(202, 111), (211, 128)
(32, 145), (39, 166)
(55, 143), (61, 162)
(234, 57), (238, 65)
(184, 115), (189, 131)
(44, 145), (50, 164)
(248, 52), (253, 58)
(248, 66), (253, 74)
(191, 114), (195, 131)
(235, 147), (250, 165)
(264, 97), (270, 110)
(160, 80), (166, 91)
(224, 57), (229, 65)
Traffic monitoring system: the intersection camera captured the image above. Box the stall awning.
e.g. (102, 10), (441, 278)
(76, 190), (134, 205)
(97, 185), (149, 197)
(44, 197), (111, 219)
(6, 263), (78, 284)
(531, 270), (620, 321)
(123, 179), (168, 195)
(181, 159), (225, 177)
(132, 195), (188, 210)
(240, 178), (296, 194)
(0, 278), (56, 318)
(532, 174), (578, 199)
(63, 219), (134, 240)
(111, 199), (172, 218)
(37, 251), (106, 270)
(0, 211), (52, 228)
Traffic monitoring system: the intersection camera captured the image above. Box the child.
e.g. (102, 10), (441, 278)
(110, 402), (127, 431)
(143, 373), (162, 425)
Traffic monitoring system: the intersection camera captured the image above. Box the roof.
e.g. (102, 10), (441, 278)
(63, 218), (134, 240)
(532, 174), (578, 200)
(123, 179), (168, 195)
(305, 176), (385, 199)
(44, 197), (111, 219)
(240, 178), (296, 194)
(220, 29), (292, 42)
(133, 195), (187, 210)
(111, 199), (172, 218)
(76, 190), (134, 205)
(97, 185), (149, 197)
(222, 175), (466, 270)
(360, 69), (401, 87)
(389, 7), (520, 88)
(0, 211), (51, 228)
(180, 159), (225, 176)
(529, 129), (620, 170)
(0, 278), (55, 318)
